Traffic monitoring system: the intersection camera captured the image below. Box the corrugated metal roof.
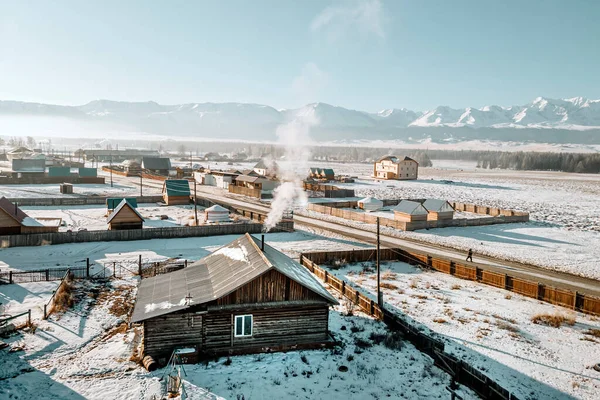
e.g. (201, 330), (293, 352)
(107, 199), (145, 223)
(358, 197), (383, 205)
(163, 179), (191, 196)
(423, 199), (454, 213)
(131, 233), (337, 323)
(393, 200), (428, 215)
(234, 175), (261, 183)
(106, 197), (138, 210)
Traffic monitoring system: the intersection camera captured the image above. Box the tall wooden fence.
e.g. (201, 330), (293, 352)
(301, 248), (600, 316)
(299, 255), (519, 400)
(8, 195), (164, 207)
(0, 222), (268, 248)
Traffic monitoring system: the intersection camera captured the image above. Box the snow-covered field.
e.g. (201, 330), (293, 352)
(325, 260), (600, 400)
(0, 281), (59, 320)
(0, 255), (476, 400)
(21, 204), (210, 231)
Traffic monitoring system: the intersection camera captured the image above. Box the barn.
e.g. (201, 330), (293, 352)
(131, 233), (338, 364)
(0, 197), (60, 235)
(142, 157), (172, 176)
(107, 199), (144, 230)
(393, 200), (429, 222)
(162, 180), (191, 205)
(357, 197), (384, 212)
(423, 199), (455, 220)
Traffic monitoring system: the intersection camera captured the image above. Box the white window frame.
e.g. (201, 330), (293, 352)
(234, 314), (253, 337)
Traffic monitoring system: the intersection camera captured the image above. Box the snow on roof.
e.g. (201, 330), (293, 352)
(107, 199), (145, 223)
(0, 196), (29, 224)
(131, 233), (337, 323)
(21, 216), (44, 227)
(205, 205), (229, 213)
(358, 197), (383, 205)
(422, 199), (455, 213)
(393, 200), (428, 215)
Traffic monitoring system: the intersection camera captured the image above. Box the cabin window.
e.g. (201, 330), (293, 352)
(234, 315), (253, 337)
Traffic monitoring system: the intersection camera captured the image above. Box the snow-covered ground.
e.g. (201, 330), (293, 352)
(21, 204), (211, 231)
(324, 260), (600, 400)
(0, 257), (476, 399)
(0, 281), (59, 320)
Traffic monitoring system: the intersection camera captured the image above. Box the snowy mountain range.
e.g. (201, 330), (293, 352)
(1, 97), (600, 143)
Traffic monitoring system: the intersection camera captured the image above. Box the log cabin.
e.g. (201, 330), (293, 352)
(107, 199), (144, 230)
(162, 179), (191, 205)
(131, 233), (338, 364)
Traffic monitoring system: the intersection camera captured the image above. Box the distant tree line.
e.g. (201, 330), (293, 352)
(475, 151), (600, 173)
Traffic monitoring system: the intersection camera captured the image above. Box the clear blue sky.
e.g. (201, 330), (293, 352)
(1, 0), (599, 111)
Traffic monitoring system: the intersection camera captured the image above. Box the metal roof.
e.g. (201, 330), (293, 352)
(358, 197), (383, 205)
(163, 179), (191, 196)
(205, 205), (229, 212)
(376, 155), (418, 164)
(234, 175), (263, 183)
(106, 197), (138, 210)
(12, 159), (46, 172)
(107, 199), (145, 223)
(142, 157), (171, 170)
(423, 199), (454, 213)
(131, 233), (337, 323)
(393, 200), (428, 215)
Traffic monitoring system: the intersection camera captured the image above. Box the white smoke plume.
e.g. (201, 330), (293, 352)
(264, 114), (318, 231)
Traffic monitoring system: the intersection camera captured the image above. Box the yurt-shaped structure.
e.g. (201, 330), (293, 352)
(357, 197), (384, 212)
(204, 205), (230, 223)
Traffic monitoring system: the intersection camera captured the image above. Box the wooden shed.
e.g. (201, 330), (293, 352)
(0, 197), (60, 235)
(393, 200), (429, 222)
(423, 199), (455, 220)
(131, 233), (338, 364)
(107, 199), (144, 230)
(162, 180), (191, 205)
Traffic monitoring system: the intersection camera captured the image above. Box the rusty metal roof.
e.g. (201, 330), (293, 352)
(131, 233), (337, 323)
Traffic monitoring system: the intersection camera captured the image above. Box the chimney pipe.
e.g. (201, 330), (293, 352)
(261, 234), (264, 251)
(15, 203), (17, 215)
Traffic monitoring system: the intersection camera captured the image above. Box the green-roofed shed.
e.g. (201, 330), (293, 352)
(48, 167), (71, 177)
(107, 197), (138, 211)
(78, 167), (98, 177)
(162, 179), (190, 205)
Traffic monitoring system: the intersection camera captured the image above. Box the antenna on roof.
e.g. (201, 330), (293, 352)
(261, 234), (265, 251)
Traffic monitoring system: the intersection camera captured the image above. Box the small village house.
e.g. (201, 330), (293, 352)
(253, 159), (278, 178)
(204, 205), (230, 223)
(142, 157), (172, 176)
(6, 146), (34, 161)
(373, 156), (418, 180)
(162, 179), (191, 205)
(11, 158), (46, 178)
(107, 197), (138, 211)
(0, 197), (60, 235)
(308, 168), (335, 181)
(357, 197), (384, 212)
(195, 170), (239, 189)
(131, 233), (338, 364)
(423, 199), (455, 220)
(393, 200), (429, 222)
(121, 160), (142, 176)
(107, 199), (144, 230)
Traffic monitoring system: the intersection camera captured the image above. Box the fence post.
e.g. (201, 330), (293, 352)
(504, 274), (509, 291)
(28, 309), (31, 326)
(341, 280), (346, 296)
(537, 282), (542, 300)
(427, 255), (432, 268)
(324, 270), (328, 283)
(475, 267), (482, 281)
(45, 269), (49, 281)
(9, 271), (12, 284)
(113, 262), (116, 278)
(573, 291), (578, 310)
(370, 299), (375, 316)
(86, 258), (90, 278)
(44, 304), (47, 320)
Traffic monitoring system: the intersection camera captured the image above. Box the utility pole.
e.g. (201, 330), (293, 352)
(377, 217), (383, 308)
(194, 180), (198, 225)
(190, 151), (193, 169)
(140, 174), (143, 197)
(109, 154), (113, 187)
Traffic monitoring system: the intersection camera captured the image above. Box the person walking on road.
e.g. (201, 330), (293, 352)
(466, 249), (473, 262)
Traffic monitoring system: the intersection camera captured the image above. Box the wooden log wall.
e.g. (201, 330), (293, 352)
(144, 313), (203, 363)
(300, 249), (600, 316)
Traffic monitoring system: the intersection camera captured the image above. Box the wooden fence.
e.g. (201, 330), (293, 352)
(0, 222), (270, 248)
(0, 266), (89, 285)
(301, 248), (600, 316)
(307, 200), (529, 231)
(0, 310), (31, 333)
(299, 255), (519, 400)
(8, 195), (164, 207)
